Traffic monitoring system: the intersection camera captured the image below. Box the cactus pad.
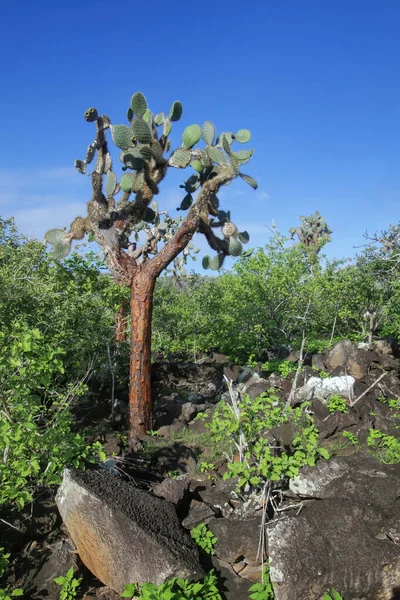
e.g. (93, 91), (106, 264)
(111, 125), (134, 149)
(178, 194), (193, 211)
(45, 229), (68, 244)
(154, 112), (165, 126)
(222, 222), (238, 237)
(169, 148), (191, 168)
(131, 92), (148, 118)
(120, 173), (135, 193)
(202, 256), (211, 269)
(182, 124), (202, 149)
(239, 173), (258, 189)
(235, 129), (251, 143)
(238, 231), (250, 244)
(123, 153), (145, 170)
(132, 119), (152, 144)
(169, 101), (183, 122)
(190, 159), (204, 173)
(84, 107), (98, 122)
(202, 121), (216, 145)
(52, 239), (71, 260)
(228, 236), (243, 256)
(206, 146), (227, 165)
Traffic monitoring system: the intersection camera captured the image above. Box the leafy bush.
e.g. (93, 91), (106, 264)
(262, 359), (297, 378)
(249, 565), (275, 600)
(206, 391), (329, 489)
(0, 218), (125, 386)
(54, 567), (82, 600)
(0, 548), (23, 599)
(367, 429), (400, 463)
(0, 324), (105, 510)
(191, 523), (218, 555)
(121, 571), (222, 599)
(327, 395), (349, 414)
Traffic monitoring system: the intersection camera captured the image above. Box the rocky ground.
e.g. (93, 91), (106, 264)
(2, 338), (400, 600)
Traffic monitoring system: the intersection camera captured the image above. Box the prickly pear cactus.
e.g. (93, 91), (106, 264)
(45, 89), (257, 276)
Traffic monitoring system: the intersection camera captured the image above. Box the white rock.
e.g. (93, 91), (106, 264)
(296, 375), (355, 403)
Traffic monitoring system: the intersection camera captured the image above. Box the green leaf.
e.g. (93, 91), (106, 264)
(169, 100), (183, 122)
(132, 118), (152, 144)
(240, 173), (258, 189)
(182, 124), (202, 149)
(131, 92), (148, 118)
(319, 447), (330, 460)
(235, 129), (251, 143)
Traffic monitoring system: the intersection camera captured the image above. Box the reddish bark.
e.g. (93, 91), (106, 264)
(128, 271), (156, 438)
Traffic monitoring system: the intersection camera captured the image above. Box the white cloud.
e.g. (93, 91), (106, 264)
(256, 191), (270, 200)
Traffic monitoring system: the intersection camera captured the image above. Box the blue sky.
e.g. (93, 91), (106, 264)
(1, 0), (399, 268)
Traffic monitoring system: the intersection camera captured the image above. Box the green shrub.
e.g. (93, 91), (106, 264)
(206, 391), (329, 490)
(191, 523), (217, 555)
(327, 394), (349, 414)
(0, 548), (23, 599)
(0, 324), (105, 510)
(121, 571), (222, 599)
(367, 429), (400, 463)
(54, 567), (82, 600)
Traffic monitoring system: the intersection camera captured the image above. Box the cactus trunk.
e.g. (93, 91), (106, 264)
(128, 272), (156, 439)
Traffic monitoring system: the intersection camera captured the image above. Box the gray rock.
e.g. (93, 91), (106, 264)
(296, 375), (355, 403)
(208, 517), (265, 565)
(153, 478), (190, 512)
(244, 379), (270, 400)
(325, 340), (380, 379)
(311, 353), (326, 371)
(56, 468), (203, 593)
(268, 455), (400, 600)
(182, 502), (216, 529)
(179, 402), (198, 423)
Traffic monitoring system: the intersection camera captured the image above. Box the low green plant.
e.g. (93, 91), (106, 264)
(198, 461), (215, 473)
(248, 565), (275, 599)
(319, 370), (331, 379)
(327, 394), (349, 414)
(121, 570), (222, 599)
(54, 567), (82, 600)
(191, 523), (218, 555)
(262, 359), (296, 378)
(323, 589), (344, 600)
(367, 429), (400, 463)
(207, 391), (329, 490)
(0, 548), (23, 600)
(378, 397), (400, 429)
(342, 431), (359, 446)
